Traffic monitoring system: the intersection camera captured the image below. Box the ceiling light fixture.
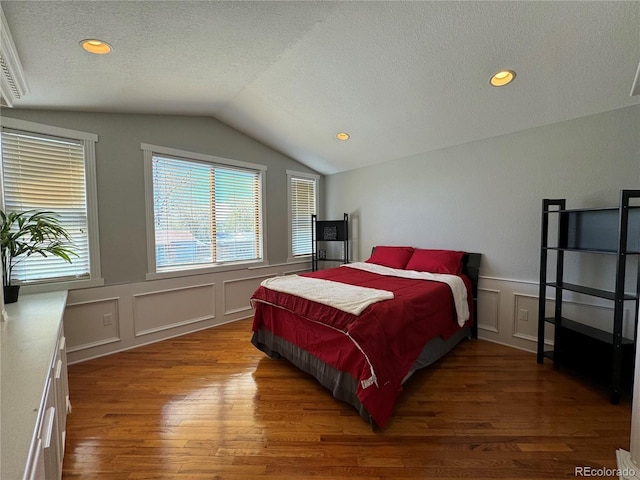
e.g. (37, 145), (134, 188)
(490, 69), (516, 87)
(336, 132), (350, 141)
(80, 39), (112, 55)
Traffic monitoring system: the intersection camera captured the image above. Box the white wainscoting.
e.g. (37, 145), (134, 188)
(477, 288), (500, 334)
(512, 292), (540, 343)
(64, 261), (310, 364)
(65, 266), (632, 364)
(65, 297), (120, 353)
(133, 283), (216, 337)
(477, 276), (635, 353)
(477, 277), (545, 351)
(223, 274), (274, 316)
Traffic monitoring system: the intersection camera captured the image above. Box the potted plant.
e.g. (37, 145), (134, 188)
(0, 210), (77, 303)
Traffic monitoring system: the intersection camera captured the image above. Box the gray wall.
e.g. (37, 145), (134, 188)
(3, 105), (639, 353)
(324, 105), (640, 283)
(1, 109), (320, 285)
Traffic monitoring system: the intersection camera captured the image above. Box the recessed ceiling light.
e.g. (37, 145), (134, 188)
(80, 39), (112, 55)
(336, 132), (350, 141)
(490, 69), (516, 87)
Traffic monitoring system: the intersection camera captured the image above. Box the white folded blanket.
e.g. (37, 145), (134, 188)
(343, 262), (470, 326)
(259, 275), (394, 315)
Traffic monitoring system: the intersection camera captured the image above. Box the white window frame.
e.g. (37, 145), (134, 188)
(142, 143), (268, 280)
(0, 117), (103, 292)
(287, 170), (319, 262)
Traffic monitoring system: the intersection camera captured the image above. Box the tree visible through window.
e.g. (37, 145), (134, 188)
(151, 154), (263, 270)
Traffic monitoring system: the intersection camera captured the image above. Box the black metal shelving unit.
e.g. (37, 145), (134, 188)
(537, 189), (640, 404)
(311, 213), (349, 272)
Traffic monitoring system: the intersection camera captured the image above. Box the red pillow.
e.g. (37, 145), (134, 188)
(405, 249), (465, 274)
(365, 246), (415, 269)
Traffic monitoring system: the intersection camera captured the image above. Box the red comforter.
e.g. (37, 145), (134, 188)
(251, 265), (473, 427)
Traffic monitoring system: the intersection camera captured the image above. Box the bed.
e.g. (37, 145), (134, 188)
(250, 246), (481, 428)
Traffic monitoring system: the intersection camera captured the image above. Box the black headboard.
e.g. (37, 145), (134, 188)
(461, 252), (481, 287)
(462, 252), (481, 339)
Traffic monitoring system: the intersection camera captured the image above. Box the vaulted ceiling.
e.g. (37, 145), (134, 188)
(2, 1), (639, 174)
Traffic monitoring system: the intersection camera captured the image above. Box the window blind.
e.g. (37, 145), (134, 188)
(290, 176), (316, 256)
(1, 129), (90, 283)
(152, 154), (262, 270)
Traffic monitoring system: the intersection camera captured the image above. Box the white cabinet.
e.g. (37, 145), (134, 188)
(0, 291), (69, 480)
(28, 439), (46, 480)
(30, 328), (70, 480)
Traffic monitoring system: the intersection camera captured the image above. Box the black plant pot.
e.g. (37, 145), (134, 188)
(4, 285), (20, 304)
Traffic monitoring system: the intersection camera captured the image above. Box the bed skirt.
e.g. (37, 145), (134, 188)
(251, 325), (472, 427)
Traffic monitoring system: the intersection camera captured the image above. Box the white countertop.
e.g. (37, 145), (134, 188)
(0, 290), (68, 480)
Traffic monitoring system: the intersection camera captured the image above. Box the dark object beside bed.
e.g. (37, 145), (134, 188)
(251, 251), (481, 427)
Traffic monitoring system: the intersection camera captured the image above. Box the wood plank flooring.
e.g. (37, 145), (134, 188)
(62, 318), (631, 479)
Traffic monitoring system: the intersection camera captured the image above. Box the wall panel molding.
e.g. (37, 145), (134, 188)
(133, 283), (215, 337)
(64, 263), (302, 363)
(223, 273), (274, 316)
(65, 297), (120, 352)
(477, 287), (500, 333)
(512, 292), (539, 342)
(65, 269), (629, 364)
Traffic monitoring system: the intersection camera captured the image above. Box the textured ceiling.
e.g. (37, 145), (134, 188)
(2, 1), (639, 174)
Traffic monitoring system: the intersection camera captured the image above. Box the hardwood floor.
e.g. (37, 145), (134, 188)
(62, 318), (631, 479)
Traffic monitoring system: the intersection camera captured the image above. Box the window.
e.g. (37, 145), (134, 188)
(0, 118), (101, 288)
(288, 171), (318, 258)
(143, 144), (266, 276)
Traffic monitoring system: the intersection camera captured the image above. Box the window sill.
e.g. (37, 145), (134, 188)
(146, 260), (268, 281)
(250, 258), (311, 270)
(20, 278), (105, 294)
(285, 255), (312, 264)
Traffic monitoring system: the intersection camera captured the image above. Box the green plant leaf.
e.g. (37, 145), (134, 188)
(0, 209), (78, 286)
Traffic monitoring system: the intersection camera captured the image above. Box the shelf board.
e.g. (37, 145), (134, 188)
(544, 205), (640, 214)
(545, 282), (637, 301)
(544, 316), (634, 345)
(544, 246), (640, 255)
